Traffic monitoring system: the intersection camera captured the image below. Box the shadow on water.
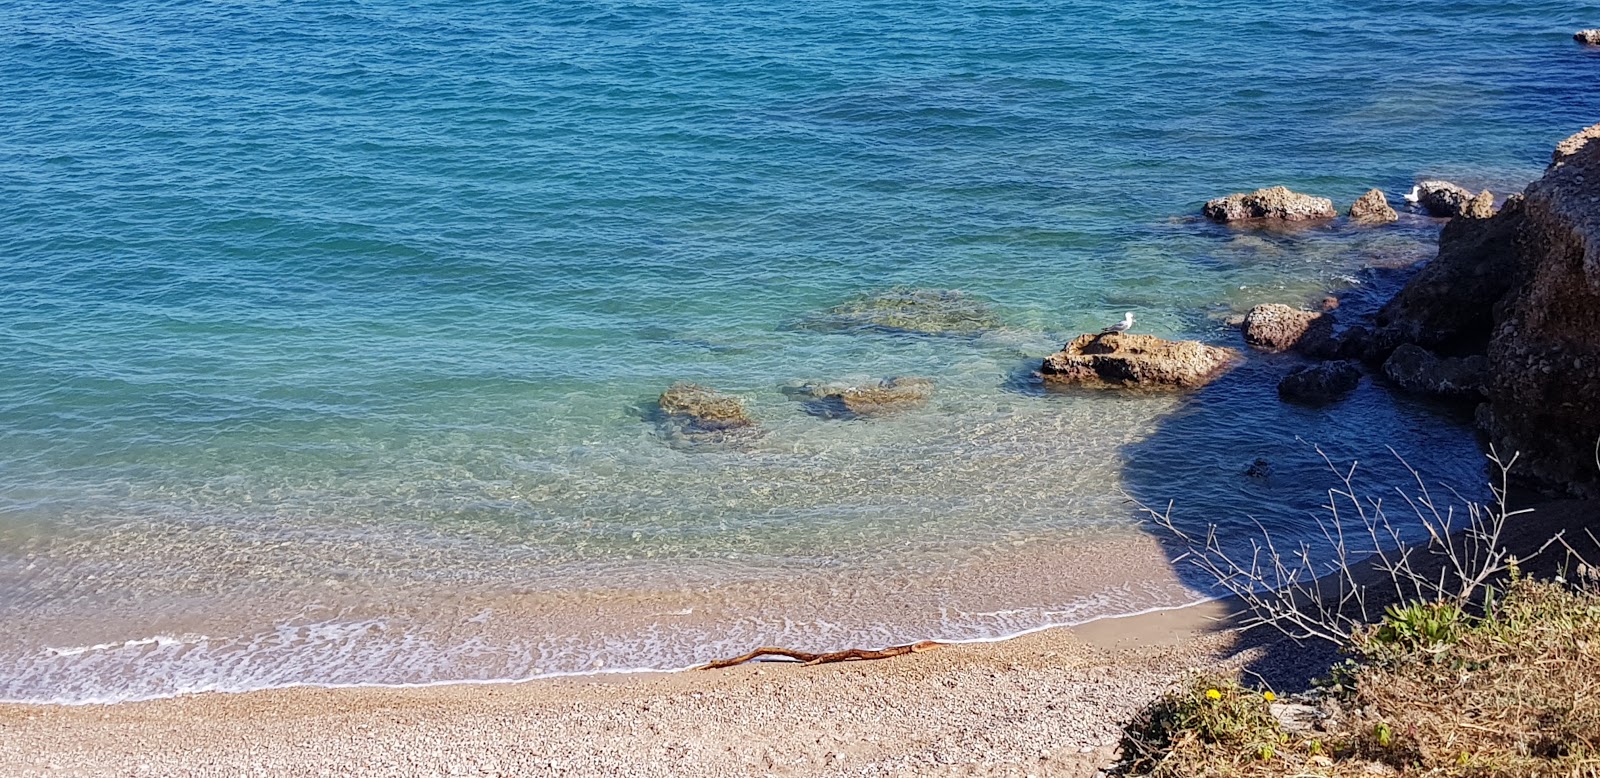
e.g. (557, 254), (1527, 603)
(1114, 346), (1492, 690)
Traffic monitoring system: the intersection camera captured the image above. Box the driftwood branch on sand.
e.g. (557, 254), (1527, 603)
(698, 640), (942, 670)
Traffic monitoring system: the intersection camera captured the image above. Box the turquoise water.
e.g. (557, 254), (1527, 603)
(2, 1), (1597, 703)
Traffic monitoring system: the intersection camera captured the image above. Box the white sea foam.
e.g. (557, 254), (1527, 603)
(44, 635), (206, 658)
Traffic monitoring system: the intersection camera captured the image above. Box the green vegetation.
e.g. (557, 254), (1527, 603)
(1115, 574), (1600, 776)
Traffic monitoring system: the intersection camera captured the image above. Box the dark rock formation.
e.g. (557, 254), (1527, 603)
(1241, 304), (1335, 353)
(1348, 189), (1398, 223)
(1374, 196), (1525, 354)
(1039, 332), (1240, 390)
(802, 288), (1000, 336)
(1483, 125), (1600, 495)
(1202, 186), (1336, 223)
(1576, 29), (1600, 45)
(1383, 344), (1486, 398)
(1278, 360), (1362, 403)
(657, 383), (756, 435)
(793, 376), (934, 419)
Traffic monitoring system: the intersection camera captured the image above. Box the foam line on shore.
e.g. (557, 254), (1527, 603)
(3, 594), (1227, 707)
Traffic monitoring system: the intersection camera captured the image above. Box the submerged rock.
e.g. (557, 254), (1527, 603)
(793, 376), (934, 419)
(1241, 304), (1335, 353)
(1039, 332), (1240, 390)
(1413, 180), (1482, 218)
(802, 288), (1000, 337)
(656, 382), (756, 436)
(1347, 189), (1398, 223)
(1576, 29), (1600, 46)
(1383, 344), (1486, 398)
(1203, 186), (1336, 223)
(1375, 195), (1524, 354)
(1278, 360), (1362, 403)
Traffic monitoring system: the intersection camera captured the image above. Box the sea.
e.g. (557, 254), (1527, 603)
(2, 0), (1597, 704)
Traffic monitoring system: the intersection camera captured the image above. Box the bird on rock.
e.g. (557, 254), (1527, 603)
(1100, 311), (1135, 335)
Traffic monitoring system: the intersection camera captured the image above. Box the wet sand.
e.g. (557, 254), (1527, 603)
(0, 597), (1307, 778)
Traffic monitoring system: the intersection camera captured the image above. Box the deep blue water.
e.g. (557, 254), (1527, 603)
(2, 0), (1597, 702)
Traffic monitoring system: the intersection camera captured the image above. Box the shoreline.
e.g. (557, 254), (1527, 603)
(1, 595), (1291, 778)
(0, 593), (1228, 710)
(8, 496), (1586, 776)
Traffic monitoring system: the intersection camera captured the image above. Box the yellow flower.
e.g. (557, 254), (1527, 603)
(1263, 691), (1277, 702)
(1205, 688), (1222, 700)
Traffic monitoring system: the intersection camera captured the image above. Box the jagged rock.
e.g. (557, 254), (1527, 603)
(1241, 304), (1335, 353)
(1203, 186), (1336, 223)
(1374, 195), (1524, 354)
(1278, 360), (1362, 403)
(1039, 332), (1240, 390)
(657, 383), (756, 435)
(1347, 189), (1398, 223)
(1485, 125), (1600, 496)
(1553, 122), (1600, 167)
(1576, 29), (1600, 45)
(1383, 344), (1486, 398)
(802, 288), (999, 336)
(793, 376), (934, 419)
(1462, 190), (1497, 219)
(1414, 180), (1477, 218)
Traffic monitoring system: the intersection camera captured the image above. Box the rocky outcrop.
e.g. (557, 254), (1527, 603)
(1414, 180), (1481, 218)
(1554, 123), (1600, 166)
(1382, 344), (1486, 398)
(1576, 29), (1600, 46)
(802, 288), (1000, 336)
(657, 383), (756, 436)
(1483, 125), (1600, 496)
(1241, 304), (1335, 353)
(1039, 333), (1239, 390)
(1462, 191), (1497, 219)
(1348, 189), (1398, 223)
(1278, 361), (1361, 403)
(1203, 187), (1336, 223)
(793, 376), (934, 419)
(1374, 196), (1524, 354)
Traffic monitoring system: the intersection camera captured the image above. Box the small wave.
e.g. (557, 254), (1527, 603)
(45, 634), (208, 658)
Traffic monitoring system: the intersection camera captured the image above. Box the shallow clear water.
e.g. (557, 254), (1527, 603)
(2, 0), (1597, 703)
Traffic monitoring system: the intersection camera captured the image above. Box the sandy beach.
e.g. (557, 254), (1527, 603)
(8, 495), (1591, 778)
(0, 597), (1334, 778)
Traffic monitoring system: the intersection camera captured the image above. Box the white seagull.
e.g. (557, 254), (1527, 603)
(1403, 185), (1421, 204)
(1100, 311), (1135, 335)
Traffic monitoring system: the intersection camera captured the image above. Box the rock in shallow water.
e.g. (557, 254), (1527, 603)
(1278, 360), (1361, 403)
(1413, 180), (1488, 218)
(1347, 188), (1398, 223)
(800, 287), (1000, 337)
(792, 376), (934, 419)
(1202, 186), (1336, 223)
(1382, 344), (1486, 398)
(1039, 332), (1240, 390)
(1241, 304), (1334, 353)
(1576, 29), (1600, 45)
(657, 382), (757, 435)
